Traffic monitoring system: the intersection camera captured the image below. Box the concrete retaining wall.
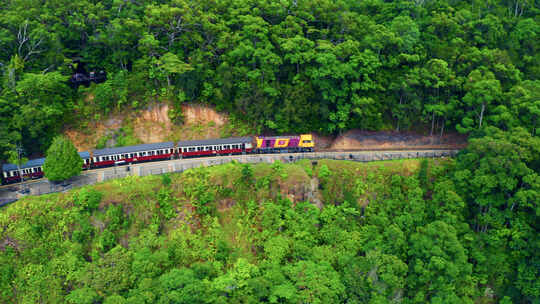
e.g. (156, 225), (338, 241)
(0, 150), (458, 202)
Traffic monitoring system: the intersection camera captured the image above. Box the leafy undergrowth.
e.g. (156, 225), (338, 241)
(0, 158), (512, 303)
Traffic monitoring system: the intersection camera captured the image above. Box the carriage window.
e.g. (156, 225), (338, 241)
(242, 144), (245, 148)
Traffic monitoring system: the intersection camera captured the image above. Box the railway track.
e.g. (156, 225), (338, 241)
(0, 148), (459, 191)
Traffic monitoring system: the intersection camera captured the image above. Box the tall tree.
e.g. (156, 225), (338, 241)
(43, 136), (83, 182)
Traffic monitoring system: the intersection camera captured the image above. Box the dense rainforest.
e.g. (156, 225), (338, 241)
(0, 0), (539, 303)
(0, 129), (539, 303)
(0, 0), (539, 158)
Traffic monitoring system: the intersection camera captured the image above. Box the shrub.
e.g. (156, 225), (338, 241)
(75, 188), (103, 212)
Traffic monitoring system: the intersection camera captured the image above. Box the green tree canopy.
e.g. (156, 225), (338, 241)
(43, 136), (83, 182)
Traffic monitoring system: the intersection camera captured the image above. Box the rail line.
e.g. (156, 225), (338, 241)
(0, 148), (459, 193)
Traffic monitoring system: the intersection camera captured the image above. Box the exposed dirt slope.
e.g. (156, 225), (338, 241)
(65, 104), (467, 152)
(65, 104), (242, 152)
(330, 130), (467, 150)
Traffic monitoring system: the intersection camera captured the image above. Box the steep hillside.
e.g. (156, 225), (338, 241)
(64, 102), (467, 152)
(1, 153), (537, 303)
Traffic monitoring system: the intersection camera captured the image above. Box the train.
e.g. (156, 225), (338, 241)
(1, 134), (314, 184)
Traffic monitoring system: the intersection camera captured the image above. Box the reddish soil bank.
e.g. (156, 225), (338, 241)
(327, 130), (467, 151)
